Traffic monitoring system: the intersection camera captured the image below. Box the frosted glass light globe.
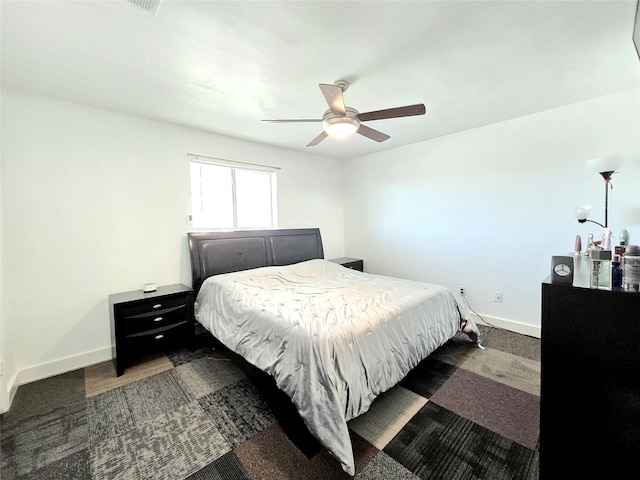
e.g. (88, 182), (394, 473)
(574, 206), (592, 221)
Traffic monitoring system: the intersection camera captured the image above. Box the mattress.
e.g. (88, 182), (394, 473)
(194, 259), (469, 475)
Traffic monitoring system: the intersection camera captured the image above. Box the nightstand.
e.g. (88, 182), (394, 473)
(109, 283), (194, 376)
(329, 257), (364, 272)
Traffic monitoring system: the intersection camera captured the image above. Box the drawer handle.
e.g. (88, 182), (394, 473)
(152, 304), (162, 309)
(154, 317), (163, 322)
(154, 334), (164, 340)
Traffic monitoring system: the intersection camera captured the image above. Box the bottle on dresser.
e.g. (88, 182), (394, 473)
(612, 254), (623, 289)
(614, 228), (629, 270)
(590, 249), (612, 289)
(622, 245), (640, 292)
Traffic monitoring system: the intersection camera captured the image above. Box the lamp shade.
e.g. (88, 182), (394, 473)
(574, 205), (593, 221)
(586, 155), (630, 176)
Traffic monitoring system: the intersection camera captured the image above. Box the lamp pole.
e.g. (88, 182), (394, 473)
(599, 170), (615, 229)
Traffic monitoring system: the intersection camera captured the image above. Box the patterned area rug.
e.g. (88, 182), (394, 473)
(0, 324), (539, 479)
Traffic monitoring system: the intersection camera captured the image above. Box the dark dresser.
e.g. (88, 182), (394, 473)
(109, 283), (194, 376)
(540, 255), (640, 478)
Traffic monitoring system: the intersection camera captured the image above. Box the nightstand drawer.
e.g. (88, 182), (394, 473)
(125, 321), (188, 343)
(119, 295), (188, 318)
(122, 303), (188, 335)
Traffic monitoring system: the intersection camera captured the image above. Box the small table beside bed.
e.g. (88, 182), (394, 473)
(187, 228), (480, 476)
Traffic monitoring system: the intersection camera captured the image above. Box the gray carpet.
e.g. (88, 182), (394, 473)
(384, 402), (537, 480)
(0, 369), (86, 428)
(429, 368), (540, 450)
(90, 401), (229, 480)
(1, 400), (87, 478)
(1, 324), (540, 479)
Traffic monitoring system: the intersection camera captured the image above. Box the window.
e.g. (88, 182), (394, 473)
(189, 156), (278, 230)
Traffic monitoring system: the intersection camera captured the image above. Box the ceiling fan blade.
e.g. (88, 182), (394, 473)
(358, 104), (426, 122)
(261, 119), (321, 123)
(357, 124), (390, 143)
(319, 84), (346, 115)
(307, 131), (328, 147)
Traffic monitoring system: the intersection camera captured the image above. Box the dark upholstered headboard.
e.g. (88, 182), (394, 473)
(187, 228), (324, 295)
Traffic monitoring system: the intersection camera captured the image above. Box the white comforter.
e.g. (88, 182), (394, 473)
(194, 259), (466, 475)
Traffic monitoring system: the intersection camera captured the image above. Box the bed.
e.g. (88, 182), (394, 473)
(188, 228), (479, 476)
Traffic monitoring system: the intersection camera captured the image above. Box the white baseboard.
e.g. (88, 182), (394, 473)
(2, 346), (113, 413)
(16, 346), (113, 386)
(1, 370), (19, 414)
(475, 314), (541, 338)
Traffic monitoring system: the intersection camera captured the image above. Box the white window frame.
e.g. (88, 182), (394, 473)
(188, 154), (279, 230)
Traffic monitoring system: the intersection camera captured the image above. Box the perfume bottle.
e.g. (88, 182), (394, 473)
(590, 250), (611, 289)
(612, 254), (623, 289)
(585, 233), (594, 256)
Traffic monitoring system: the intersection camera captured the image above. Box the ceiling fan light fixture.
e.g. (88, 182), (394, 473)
(322, 108), (361, 137)
(323, 118), (359, 137)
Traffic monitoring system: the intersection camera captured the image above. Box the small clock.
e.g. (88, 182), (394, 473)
(551, 256), (574, 284)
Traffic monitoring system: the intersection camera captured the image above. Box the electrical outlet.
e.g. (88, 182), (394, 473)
(460, 286), (465, 296)
(494, 292), (503, 303)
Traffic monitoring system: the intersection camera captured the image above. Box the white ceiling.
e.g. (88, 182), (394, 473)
(2, 0), (639, 160)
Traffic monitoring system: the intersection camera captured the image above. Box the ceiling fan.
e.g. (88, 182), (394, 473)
(262, 80), (426, 147)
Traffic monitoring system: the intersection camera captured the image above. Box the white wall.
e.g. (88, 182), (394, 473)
(0, 88), (4, 414)
(343, 88), (640, 335)
(0, 88), (344, 410)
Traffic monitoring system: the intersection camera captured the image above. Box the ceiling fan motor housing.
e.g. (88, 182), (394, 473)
(333, 79), (350, 92)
